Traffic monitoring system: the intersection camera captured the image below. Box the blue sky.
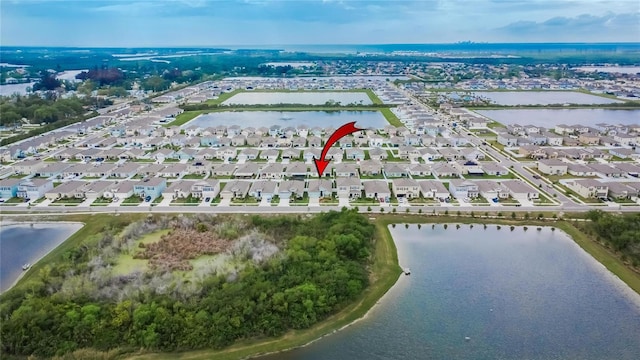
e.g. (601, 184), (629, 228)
(1, 0), (639, 47)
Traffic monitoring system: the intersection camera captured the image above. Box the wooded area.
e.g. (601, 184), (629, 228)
(583, 210), (640, 267)
(0, 210), (375, 358)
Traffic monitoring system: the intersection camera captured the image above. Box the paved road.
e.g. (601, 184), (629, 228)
(1, 203), (638, 216)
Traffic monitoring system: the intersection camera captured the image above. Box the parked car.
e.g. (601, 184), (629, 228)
(145, 196), (152, 202)
(205, 197), (211, 202)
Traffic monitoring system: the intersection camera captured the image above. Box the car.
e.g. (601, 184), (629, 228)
(533, 175), (541, 179)
(205, 197), (211, 202)
(0, 199), (5, 203)
(492, 198), (499, 203)
(145, 196), (152, 202)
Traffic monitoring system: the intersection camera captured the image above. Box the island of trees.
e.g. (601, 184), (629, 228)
(0, 210), (375, 359)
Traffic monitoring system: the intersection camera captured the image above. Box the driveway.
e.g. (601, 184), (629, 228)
(309, 197), (320, 207)
(338, 196), (350, 207)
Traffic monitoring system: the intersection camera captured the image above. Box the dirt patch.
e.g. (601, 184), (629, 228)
(135, 229), (233, 271)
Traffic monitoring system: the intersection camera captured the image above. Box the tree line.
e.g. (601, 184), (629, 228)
(584, 210), (640, 267)
(0, 210), (375, 358)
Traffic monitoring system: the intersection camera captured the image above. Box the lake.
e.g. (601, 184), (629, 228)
(185, 110), (388, 129)
(260, 225), (640, 360)
(0, 82), (36, 96)
(0, 222), (83, 292)
(222, 92), (373, 106)
(470, 91), (623, 105)
(574, 66), (640, 75)
(475, 109), (640, 128)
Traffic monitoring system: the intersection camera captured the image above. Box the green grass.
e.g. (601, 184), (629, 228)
(91, 197), (112, 206)
(181, 174), (207, 179)
(44, 157), (59, 162)
(51, 197), (85, 204)
(231, 196), (259, 204)
(122, 195), (143, 205)
(378, 108), (402, 127)
(289, 193), (309, 205)
(112, 229), (170, 276)
(171, 195), (202, 205)
(365, 89), (384, 105)
(7, 174), (25, 179)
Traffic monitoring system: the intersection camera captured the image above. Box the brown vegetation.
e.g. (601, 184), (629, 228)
(135, 228), (233, 271)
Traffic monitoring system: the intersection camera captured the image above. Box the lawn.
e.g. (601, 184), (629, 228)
(121, 195), (143, 205)
(1, 197), (24, 204)
(91, 197), (112, 206)
(290, 193), (309, 205)
(182, 174), (207, 179)
(270, 195), (280, 205)
(378, 108), (403, 127)
(171, 195), (202, 205)
(51, 197), (84, 205)
(231, 196), (259, 205)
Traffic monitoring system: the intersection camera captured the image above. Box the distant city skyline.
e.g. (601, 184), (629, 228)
(1, 0), (639, 47)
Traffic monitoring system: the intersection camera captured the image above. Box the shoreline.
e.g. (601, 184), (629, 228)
(3, 214), (639, 360)
(0, 221), (84, 294)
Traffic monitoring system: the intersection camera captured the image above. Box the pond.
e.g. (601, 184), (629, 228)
(475, 109), (640, 128)
(185, 110), (388, 129)
(469, 91), (623, 105)
(260, 225), (640, 360)
(0, 222), (83, 293)
(222, 92), (373, 105)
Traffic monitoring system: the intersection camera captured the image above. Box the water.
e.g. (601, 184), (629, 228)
(0, 82), (36, 96)
(222, 92), (373, 106)
(0, 222), (83, 292)
(475, 109), (640, 128)
(185, 110), (388, 129)
(260, 225), (640, 360)
(574, 66), (640, 75)
(469, 91), (623, 105)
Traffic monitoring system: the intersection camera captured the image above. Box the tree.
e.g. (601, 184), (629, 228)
(511, 212), (516, 219)
(33, 72), (61, 91)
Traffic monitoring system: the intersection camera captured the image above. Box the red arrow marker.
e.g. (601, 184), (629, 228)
(313, 121), (363, 178)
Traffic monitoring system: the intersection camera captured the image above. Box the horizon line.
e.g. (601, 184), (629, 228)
(1, 42), (640, 49)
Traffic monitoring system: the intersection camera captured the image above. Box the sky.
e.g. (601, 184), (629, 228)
(1, 0), (639, 47)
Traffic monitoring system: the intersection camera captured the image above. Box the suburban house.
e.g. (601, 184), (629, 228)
(104, 180), (135, 200)
(566, 179), (608, 199)
(497, 133), (518, 147)
(501, 180), (539, 201)
(392, 178), (420, 198)
(476, 180), (509, 200)
(249, 180), (278, 200)
(537, 159), (568, 175)
(363, 180), (391, 201)
(45, 180), (87, 200)
(191, 179), (220, 199)
(17, 179), (53, 200)
(133, 177), (167, 200)
(0, 178), (21, 199)
(418, 180), (449, 199)
(162, 180), (195, 200)
(221, 180), (251, 199)
(335, 177), (362, 198)
(306, 179), (333, 198)
(448, 179), (479, 199)
(278, 180), (305, 200)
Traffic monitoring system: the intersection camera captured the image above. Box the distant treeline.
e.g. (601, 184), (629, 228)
(181, 102), (393, 112)
(466, 102), (640, 109)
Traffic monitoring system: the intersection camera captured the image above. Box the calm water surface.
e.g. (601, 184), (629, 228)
(0, 223), (83, 292)
(471, 91), (622, 105)
(260, 225), (640, 360)
(222, 92), (373, 105)
(185, 110), (388, 129)
(476, 109), (640, 127)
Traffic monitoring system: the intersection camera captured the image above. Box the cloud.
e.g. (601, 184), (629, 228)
(496, 12), (640, 41)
